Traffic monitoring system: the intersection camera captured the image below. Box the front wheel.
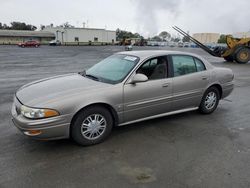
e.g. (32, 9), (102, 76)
(71, 106), (113, 146)
(234, 47), (250, 64)
(199, 87), (220, 114)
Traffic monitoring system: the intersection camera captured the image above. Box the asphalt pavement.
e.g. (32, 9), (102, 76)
(0, 45), (250, 188)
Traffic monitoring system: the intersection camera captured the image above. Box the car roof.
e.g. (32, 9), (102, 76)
(117, 50), (202, 60)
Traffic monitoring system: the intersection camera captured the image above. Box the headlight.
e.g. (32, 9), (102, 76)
(20, 105), (59, 119)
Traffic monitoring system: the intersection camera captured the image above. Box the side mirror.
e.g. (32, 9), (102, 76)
(130, 73), (148, 84)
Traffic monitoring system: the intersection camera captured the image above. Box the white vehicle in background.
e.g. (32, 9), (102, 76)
(125, 45), (133, 51)
(184, 42), (190, 47)
(49, 40), (61, 46)
(178, 42), (184, 47)
(159, 42), (167, 47)
(169, 42), (176, 47)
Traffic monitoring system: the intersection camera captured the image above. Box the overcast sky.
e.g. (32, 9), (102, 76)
(1, 0), (250, 37)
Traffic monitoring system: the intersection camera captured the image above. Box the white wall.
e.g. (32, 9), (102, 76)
(233, 32), (250, 38)
(44, 27), (116, 43)
(193, 33), (220, 44)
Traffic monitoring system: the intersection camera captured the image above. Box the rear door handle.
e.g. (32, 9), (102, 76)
(162, 83), (169, 87)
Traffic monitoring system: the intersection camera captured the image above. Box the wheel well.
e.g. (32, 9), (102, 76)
(209, 84), (222, 99)
(70, 103), (119, 135)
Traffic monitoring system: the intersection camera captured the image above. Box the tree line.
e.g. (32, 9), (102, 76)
(0, 22), (37, 31)
(116, 29), (190, 43)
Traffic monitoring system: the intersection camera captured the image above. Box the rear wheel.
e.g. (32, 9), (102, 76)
(234, 47), (250, 64)
(71, 106), (113, 146)
(199, 87), (220, 114)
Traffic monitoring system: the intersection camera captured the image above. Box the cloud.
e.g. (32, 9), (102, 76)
(134, 0), (182, 36)
(134, 0), (250, 36)
(0, 0), (249, 36)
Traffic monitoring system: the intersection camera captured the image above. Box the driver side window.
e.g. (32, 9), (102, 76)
(136, 57), (168, 80)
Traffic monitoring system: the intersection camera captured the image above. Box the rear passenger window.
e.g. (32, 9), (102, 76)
(172, 55), (196, 77)
(194, 58), (206, 72)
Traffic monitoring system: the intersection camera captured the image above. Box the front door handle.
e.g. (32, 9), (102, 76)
(162, 83), (169, 87)
(202, 77), (208, 80)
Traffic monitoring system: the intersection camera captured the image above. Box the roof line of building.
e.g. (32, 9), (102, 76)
(0, 29), (55, 37)
(44, 27), (115, 32)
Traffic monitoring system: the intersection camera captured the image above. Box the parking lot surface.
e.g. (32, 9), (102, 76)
(0, 45), (250, 188)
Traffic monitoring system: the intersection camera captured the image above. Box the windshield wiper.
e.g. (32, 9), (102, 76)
(78, 70), (99, 81)
(85, 74), (99, 81)
(78, 70), (86, 76)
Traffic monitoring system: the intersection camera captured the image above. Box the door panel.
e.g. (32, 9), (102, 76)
(123, 78), (173, 122)
(170, 55), (209, 110)
(172, 71), (209, 110)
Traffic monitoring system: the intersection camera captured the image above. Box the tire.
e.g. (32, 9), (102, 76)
(224, 55), (234, 62)
(199, 87), (220, 114)
(21, 45), (25, 48)
(71, 106), (113, 146)
(35, 44), (38, 48)
(234, 47), (250, 64)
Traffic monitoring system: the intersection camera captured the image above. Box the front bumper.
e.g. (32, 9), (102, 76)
(11, 98), (72, 140)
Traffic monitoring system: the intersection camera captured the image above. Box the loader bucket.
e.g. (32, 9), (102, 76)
(172, 26), (222, 57)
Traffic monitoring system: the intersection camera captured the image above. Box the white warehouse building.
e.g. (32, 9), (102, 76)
(43, 26), (116, 45)
(192, 33), (220, 44)
(233, 31), (250, 38)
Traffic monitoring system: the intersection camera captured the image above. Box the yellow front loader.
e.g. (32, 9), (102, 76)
(173, 26), (250, 64)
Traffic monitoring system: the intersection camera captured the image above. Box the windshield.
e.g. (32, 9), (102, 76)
(86, 54), (139, 84)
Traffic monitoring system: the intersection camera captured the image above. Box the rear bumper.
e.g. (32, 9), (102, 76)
(11, 102), (72, 140)
(222, 82), (234, 99)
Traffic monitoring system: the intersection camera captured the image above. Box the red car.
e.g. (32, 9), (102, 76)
(18, 40), (40, 48)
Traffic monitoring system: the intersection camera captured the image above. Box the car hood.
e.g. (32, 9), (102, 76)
(16, 73), (110, 107)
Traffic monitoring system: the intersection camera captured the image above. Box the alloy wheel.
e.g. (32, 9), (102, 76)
(81, 114), (107, 140)
(204, 91), (217, 110)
